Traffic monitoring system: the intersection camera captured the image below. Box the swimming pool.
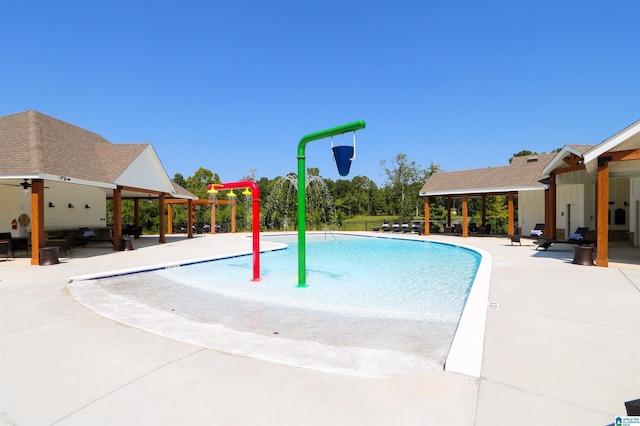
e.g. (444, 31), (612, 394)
(69, 233), (488, 378)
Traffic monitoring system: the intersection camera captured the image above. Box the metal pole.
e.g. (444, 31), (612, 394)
(296, 120), (366, 287)
(218, 181), (261, 281)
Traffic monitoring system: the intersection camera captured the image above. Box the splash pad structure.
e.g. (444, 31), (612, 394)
(296, 120), (366, 287)
(263, 173), (337, 231)
(207, 181), (261, 281)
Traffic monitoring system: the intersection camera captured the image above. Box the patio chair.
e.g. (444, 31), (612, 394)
(391, 222), (401, 233)
(46, 231), (76, 256)
(529, 223), (545, 237)
(401, 223), (411, 233)
(453, 224), (462, 235)
(534, 227), (590, 251)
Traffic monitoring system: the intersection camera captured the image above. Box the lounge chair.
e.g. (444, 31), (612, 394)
(453, 224), (462, 235)
(534, 227), (591, 251)
(380, 221), (390, 232)
(391, 222), (401, 233)
(529, 223), (545, 237)
(373, 221), (390, 232)
(401, 223), (411, 233)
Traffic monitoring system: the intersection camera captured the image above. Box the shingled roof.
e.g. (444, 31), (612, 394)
(0, 110), (148, 183)
(0, 110), (195, 198)
(419, 153), (557, 196)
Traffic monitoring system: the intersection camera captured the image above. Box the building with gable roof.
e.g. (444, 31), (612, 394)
(420, 153), (557, 237)
(420, 119), (640, 267)
(0, 110), (197, 265)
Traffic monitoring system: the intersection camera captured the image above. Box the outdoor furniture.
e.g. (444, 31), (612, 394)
(46, 231), (76, 256)
(120, 237), (135, 251)
(122, 225), (143, 238)
(411, 222), (421, 234)
(573, 245), (594, 266)
(453, 224), (462, 235)
(0, 232), (12, 260)
(372, 221), (389, 232)
(11, 236), (30, 255)
(478, 224), (491, 234)
(534, 227), (591, 251)
(509, 235), (521, 245)
(39, 246), (59, 265)
(401, 223), (411, 233)
(391, 222), (401, 233)
(530, 223), (545, 237)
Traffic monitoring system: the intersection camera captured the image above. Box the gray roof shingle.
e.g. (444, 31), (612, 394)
(420, 153), (557, 196)
(1, 110), (196, 199)
(1, 110), (147, 183)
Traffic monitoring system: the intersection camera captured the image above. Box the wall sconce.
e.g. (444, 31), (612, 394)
(624, 201), (629, 206)
(85, 204), (91, 209)
(608, 201), (615, 205)
(48, 202), (55, 208)
(68, 203), (74, 208)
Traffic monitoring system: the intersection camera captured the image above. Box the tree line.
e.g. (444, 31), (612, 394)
(112, 151), (545, 234)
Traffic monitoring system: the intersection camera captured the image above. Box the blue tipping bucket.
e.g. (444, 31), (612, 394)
(332, 146), (354, 176)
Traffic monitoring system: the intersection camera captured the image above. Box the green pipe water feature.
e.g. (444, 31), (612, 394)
(296, 120), (366, 287)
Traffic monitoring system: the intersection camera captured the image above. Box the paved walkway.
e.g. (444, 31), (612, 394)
(1, 233), (639, 425)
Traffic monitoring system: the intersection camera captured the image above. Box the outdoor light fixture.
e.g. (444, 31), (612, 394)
(85, 204), (91, 209)
(48, 202), (55, 208)
(68, 203), (74, 208)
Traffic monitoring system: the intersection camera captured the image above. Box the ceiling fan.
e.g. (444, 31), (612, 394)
(1, 179), (49, 189)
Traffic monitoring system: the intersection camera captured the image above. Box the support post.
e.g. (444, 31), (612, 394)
(167, 204), (173, 234)
(596, 159), (609, 267)
(423, 196), (430, 236)
(296, 121), (366, 287)
(462, 194), (468, 237)
(548, 173), (557, 239)
(30, 179), (45, 265)
(159, 194), (166, 243)
(508, 192), (515, 235)
(113, 187), (122, 251)
(187, 199), (193, 238)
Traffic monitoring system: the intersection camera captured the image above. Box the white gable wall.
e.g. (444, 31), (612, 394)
(114, 146), (175, 194)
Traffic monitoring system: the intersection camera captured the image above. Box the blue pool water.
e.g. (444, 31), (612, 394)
(158, 233), (479, 322)
(70, 233), (482, 377)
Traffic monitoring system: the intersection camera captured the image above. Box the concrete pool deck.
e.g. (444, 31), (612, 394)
(1, 232), (639, 425)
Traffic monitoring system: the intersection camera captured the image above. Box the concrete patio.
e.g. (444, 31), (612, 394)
(1, 233), (639, 425)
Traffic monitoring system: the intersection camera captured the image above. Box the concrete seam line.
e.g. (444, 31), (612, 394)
(50, 347), (207, 425)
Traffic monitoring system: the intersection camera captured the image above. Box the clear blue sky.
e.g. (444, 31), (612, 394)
(2, 0), (639, 185)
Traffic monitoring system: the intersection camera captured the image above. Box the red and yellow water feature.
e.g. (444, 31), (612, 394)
(207, 181), (261, 281)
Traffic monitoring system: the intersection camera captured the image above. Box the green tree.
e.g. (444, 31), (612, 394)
(380, 153), (429, 220)
(510, 150), (537, 163)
